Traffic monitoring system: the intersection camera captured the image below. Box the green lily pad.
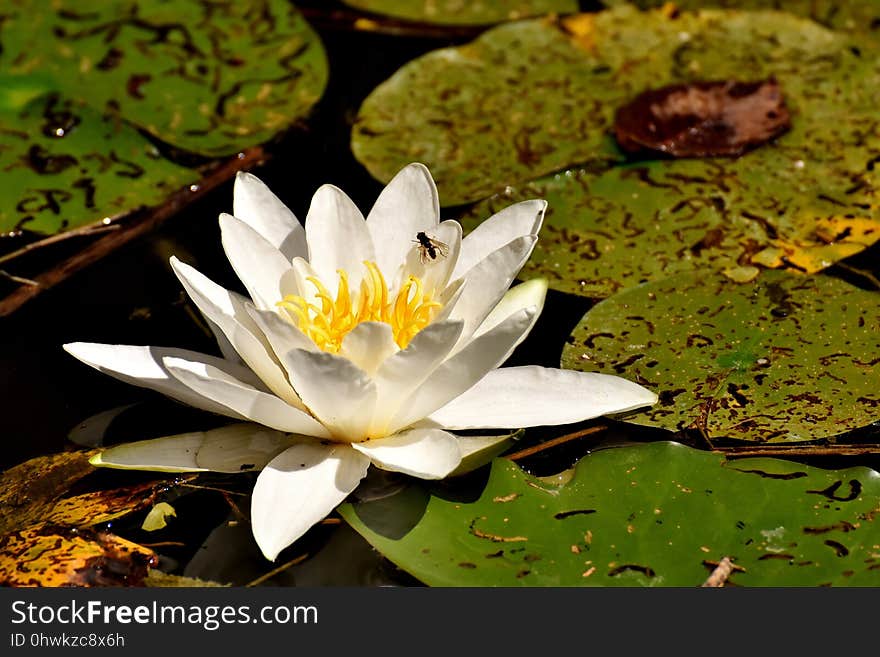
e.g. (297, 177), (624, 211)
(1, 0), (328, 158)
(340, 0), (578, 26)
(353, 5), (880, 212)
(0, 84), (198, 235)
(340, 441), (880, 586)
(560, 270), (880, 442)
(603, 0), (880, 34)
(460, 156), (880, 298)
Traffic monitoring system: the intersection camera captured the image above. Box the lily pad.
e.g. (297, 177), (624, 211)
(603, 0), (880, 34)
(613, 78), (791, 157)
(1, 0), (328, 157)
(0, 85), (198, 235)
(560, 270), (880, 442)
(0, 0), (327, 243)
(0, 450), (96, 535)
(353, 5), (880, 216)
(340, 442), (880, 586)
(0, 450), (193, 586)
(0, 525), (156, 587)
(340, 0), (578, 26)
(46, 482), (165, 528)
(460, 154), (880, 298)
(144, 570), (228, 587)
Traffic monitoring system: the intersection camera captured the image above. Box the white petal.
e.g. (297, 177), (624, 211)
(233, 172), (308, 261)
(90, 423), (294, 473)
(195, 424), (297, 472)
(245, 305), (320, 363)
(305, 184), (375, 291)
(367, 163), (439, 278)
(351, 428), (461, 479)
(171, 257), (304, 408)
(163, 357), (330, 437)
(219, 213), (292, 311)
(251, 441), (370, 561)
(427, 366), (658, 429)
(387, 306), (537, 433)
(201, 315), (245, 367)
(473, 278), (548, 340)
(396, 220), (462, 296)
(281, 349), (377, 441)
(90, 432), (206, 472)
(449, 431), (519, 476)
(447, 235), (537, 347)
(63, 342), (259, 419)
(372, 320), (464, 431)
(278, 257), (319, 299)
(431, 277), (466, 324)
(453, 199), (546, 280)
(339, 321), (399, 375)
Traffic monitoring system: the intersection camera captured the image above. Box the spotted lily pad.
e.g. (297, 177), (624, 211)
(0, 450), (190, 586)
(0, 84), (198, 235)
(603, 0), (880, 34)
(340, 0), (578, 26)
(0, 451), (96, 536)
(0, 525), (156, 587)
(1, 0), (328, 158)
(340, 441), (880, 586)
(560, 270), (880, 442)
(460, 153), (879, 298)
(353, 5), (880, 224)
(0, 0), (327, 243)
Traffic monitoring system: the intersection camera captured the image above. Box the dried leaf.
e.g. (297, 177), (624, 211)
(613, 79), (791, 157)
(0, 525), (156, 587)
(0, 451), (96, 535)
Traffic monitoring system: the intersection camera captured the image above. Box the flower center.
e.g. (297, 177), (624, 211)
(276, 261), (442, 353)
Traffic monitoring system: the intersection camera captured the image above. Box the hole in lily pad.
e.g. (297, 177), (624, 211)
(613, 78), (791, 158)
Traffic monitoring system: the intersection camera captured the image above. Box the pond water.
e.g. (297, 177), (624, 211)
(1, 2), (878, 587)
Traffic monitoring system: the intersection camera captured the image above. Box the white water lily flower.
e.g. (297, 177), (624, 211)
(64, 163), (657, 561)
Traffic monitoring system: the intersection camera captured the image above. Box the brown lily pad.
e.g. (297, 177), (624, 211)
(614, 78), (791, 157)
(0, 525), (156, 587)
(0, 450), (96, 535)
(0, 450), (194, 586)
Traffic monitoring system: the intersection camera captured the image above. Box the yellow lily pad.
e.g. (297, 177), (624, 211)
(0, 525), (156, 587)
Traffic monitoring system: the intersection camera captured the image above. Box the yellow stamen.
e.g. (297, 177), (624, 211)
(276, 261), (442, 353)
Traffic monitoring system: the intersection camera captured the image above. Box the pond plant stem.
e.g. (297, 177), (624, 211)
(504, 425), (608, 462)
(715, 444), (880, 458)
(245, 553), (310, 587)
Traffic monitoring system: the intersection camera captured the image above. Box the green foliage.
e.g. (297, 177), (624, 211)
(341, 0), (578, 25)
(0, 0), (328, 235)
(561, 270), (880, 441)
(354, 4), (880, 291)
(0, 85), (197, 234)
(341, 442), (880, 586)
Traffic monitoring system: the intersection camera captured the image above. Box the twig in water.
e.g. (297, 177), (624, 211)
(833, 262), (880, 290)
(0, 223), (120, 267)
(179, 482), (249, 496)
(0, 270), (39, 286)
(222, 492), (248, 524)
(717, 444), (880, 459)
(245, 553), (310, 587)
(504, 425), (608, 462)
(701, 557), (744, 587)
